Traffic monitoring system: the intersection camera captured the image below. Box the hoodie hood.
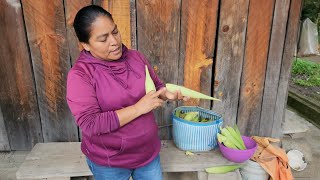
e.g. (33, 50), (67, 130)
(77, 45), (141, 88)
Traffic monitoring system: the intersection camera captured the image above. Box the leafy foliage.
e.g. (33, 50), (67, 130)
(301, 0), (320, 22)
(291, 58), (320, 87)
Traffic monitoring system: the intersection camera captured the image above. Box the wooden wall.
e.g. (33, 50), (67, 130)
(0, 0), (302, 150)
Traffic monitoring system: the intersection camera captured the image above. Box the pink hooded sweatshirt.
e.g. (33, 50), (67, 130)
(66, 45), (164, 168)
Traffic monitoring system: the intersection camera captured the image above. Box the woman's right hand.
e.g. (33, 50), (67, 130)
(134, 88), (166, 115)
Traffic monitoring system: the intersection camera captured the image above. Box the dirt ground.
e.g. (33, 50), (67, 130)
(300, 55), (320, 64)
(290, 55), (320, 102)
(289, 79), (320, 101)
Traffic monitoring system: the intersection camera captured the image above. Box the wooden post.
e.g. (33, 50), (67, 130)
(64, 0), (92, 65)
(237, 0), (275, 136)
(212, 0), (249, 126)
(259, 0), (290, 137)
(0, 108), (10, 150)
(21, 0), (78, 142)
(129, 0), (137, 50)
(94, 0), (133, 49)
(273, 0), (303, 138)
(197, 171), (208, 180)
(0, 0), (43, 150)
(179, 0), (219, 108)
(136, 0), (181, 139)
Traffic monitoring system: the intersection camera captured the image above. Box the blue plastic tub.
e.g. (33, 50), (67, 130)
(172, 106), (223, 152)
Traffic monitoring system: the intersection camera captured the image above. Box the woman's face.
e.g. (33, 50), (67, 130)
(82, 15), (122, 61)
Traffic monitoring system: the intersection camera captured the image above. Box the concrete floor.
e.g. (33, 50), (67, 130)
(283, 107), (320, 180)
(0, 108), (319, 180)
(0, 151), (29, 180)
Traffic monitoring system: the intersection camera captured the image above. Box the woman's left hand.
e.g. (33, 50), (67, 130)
(160, 87), (189, 101)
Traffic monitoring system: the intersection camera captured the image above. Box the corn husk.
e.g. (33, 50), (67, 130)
(145, 65), (156, 93)
(166, 83), (220, 101)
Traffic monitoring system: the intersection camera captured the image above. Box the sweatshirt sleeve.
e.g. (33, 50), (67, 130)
(66, 69), (120, 137)
(137, 52), (165, 90)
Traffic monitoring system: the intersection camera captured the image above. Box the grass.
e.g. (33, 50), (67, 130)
(291, 58), (320, 87)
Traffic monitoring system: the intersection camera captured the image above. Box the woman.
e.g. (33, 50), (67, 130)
(67, 5), (187, 180)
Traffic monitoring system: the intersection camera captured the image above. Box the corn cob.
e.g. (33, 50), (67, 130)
(234, 124), (241, 137)
(217, 133), (238, 149)
(220, 127), (245, 150)
(183, 112), (199, 121)
(226, 126), (246, 150)
(205, 165), (241, 174)
(217, 133), (226, 143)
(234, 124), (246, 149)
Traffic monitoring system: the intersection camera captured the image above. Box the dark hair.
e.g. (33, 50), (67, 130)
(73, 5), (113, 43)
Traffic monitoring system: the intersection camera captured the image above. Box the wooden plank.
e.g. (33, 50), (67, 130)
(64, 0), (92, 142)
(129, 0), (137, 50)
(16, 141), (233, 179)
(207, 170), (242, 180)
(94, 0), (133, 48)
(273, 0), (303, 138)
(211, 0), (249, 126)
(16, 142), (91, 179)
(163, 172), (198, 180)
(237, 0), (275, 136)
(21, 0), (78, 142)
(0, 0), (43, 150)
(160, 141), (233, 172)
(136, 0), (181, 139)
(0, 108), (10, 151)
(64, 0), (92, 65)
(179, 0), (219, 108)
(259, 0), (290, 137)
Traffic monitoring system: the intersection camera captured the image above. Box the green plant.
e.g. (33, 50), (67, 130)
(291, 58), (320, 87)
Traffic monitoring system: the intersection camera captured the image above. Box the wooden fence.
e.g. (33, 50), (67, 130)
(0, 0), (302, 150)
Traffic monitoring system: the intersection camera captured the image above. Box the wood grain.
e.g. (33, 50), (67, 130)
(16, 141), (233, 179)
(94, 0), (133, 48)
(179, 0), (219, 108)
(0, 107), (10, 151)
(21, 0), (78, 142)
(237, 0), (275, 136)
(137, 0), (181, 139)
(0, 0), (43, 150)
(64, 0), (92, 141)
(212, 0), (249, 126)
(129, 0), (137, 50)
(273, 0), (303, 138)
(259, 0), (290, 137)
(64, 0), (92, 65)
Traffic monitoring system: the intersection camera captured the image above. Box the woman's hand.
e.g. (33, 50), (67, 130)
(134, 88), (166, 115)
(160, 87), (189, 101)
